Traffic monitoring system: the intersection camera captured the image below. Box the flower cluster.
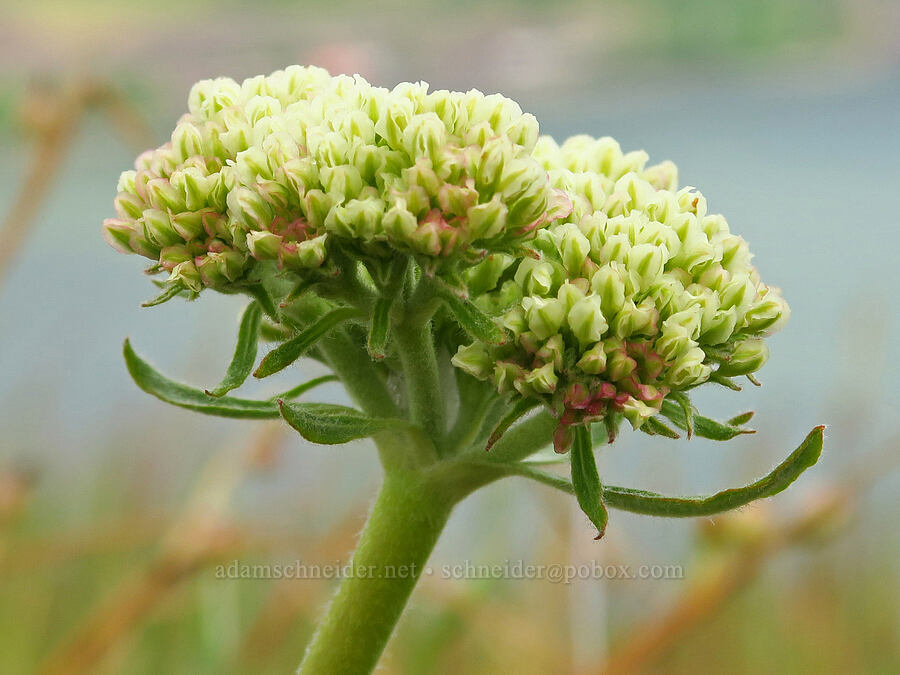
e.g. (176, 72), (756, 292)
(102, 66), (570, 293)
(453, 136), (789, 448)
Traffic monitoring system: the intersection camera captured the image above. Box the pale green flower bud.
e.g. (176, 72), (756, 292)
(576, 342), (607, 374)
(717, 338), (769, 377)
(145, 178), (186, 213)
(170, 167), (215, 212)
(172, 120), (205, 162)
(516, 362), (558, 396)
(170, 211), (206, 241)
(246, 230), (283, 260)
(557, 223), (591, 274)
(467, 195), (508, 241)
(744, 287), (790, 334)
(169, 260), (202, 292)
(591, 264), (627, 317)
(626, 242), (666, 286)
(515, 258), (555, 296)
(141, 209), (181, 247)
(382, 201), (419, 240)
(666, 347), (711, 388)
(700, 308), (739, 345)
(522, 296), (566, 340)
(319, 165), (364, 202)
(451, 343), (494, 379)
(556, 281), (586, 312)
(502, 307), (528, 335)
(536, 334), (564, 370)
(281, 235), (327, 269)
(114, 192), (144, 220)
(568, 295), (608, 345)
(611, 299), (658, 338)
(622, 397), (656, 430)
(227, 186), (274, 231)
(326, 197), (384, 240)
(233, 146), (274, 183)
(493, 361), (525, 393)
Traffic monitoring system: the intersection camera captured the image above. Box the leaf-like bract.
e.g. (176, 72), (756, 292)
(206, 302), (263, 397)
(571, 426), (609, 538)
(123, 339), (278, 418)
(255, 307), (359, 378)
(278, 401), (411, 444)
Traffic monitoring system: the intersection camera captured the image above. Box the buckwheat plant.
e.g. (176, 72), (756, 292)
(104, 66), (823, 673)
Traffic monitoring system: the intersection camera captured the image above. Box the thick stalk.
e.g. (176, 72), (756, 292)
(393, 321), (445, 448)
(298, 472), (453, 674)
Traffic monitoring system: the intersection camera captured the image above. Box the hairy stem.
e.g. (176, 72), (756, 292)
(394, 321), (445, 449)
(297, 472), (453, 675)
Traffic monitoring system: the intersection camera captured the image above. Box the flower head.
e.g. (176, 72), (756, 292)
(103, 66), (570, 293)
(455, 136), (789, 450)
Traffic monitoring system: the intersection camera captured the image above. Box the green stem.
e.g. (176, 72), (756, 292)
(298, 472), (453, 675)
(394, 321), (445, 448)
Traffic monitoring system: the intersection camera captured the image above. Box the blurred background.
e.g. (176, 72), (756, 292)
(1, 0), (898, 673)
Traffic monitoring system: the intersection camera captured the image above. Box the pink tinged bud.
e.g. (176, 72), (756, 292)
(409, 211), (445, 256)
(158, 246), (190, 272)
(102, 218), (136, 254)
(577, 343), (607, 374)
(437, 182), (478, 217)
(553, 423), (574, 454)
(117, 170), (138, 194)
(114, 192), (145, 220)
(466, 195), (508, 240)
(568, 296), (608, 344)
(246, 231), (283, 260)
